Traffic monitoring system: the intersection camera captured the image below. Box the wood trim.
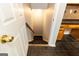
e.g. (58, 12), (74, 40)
(62, 24), (79, 29)
(29, 44), (48, 46)
(33, 34), (43, 36)
(67, 4), (79, 6)
(62, 20), (79, 25)
(63, 19), (79, 21)
(26, 23), (34, 33)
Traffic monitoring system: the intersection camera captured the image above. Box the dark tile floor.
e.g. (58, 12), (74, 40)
(27, 35), (79, 56)
(29, 36), (48, 44)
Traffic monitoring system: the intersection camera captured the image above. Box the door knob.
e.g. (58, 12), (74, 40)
(0, 35), (14, 44)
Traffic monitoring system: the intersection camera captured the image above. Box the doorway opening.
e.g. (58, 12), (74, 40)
(23, 3), (55, 45)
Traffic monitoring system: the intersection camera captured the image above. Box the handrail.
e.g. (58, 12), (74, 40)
(26, 23), (34, 33)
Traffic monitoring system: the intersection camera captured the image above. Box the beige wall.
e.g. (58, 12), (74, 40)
(23, 4), (44, 35)
(23, 3), (54, 38)
(32, 9), (43, 35)
(23, 4), (33, 29)
(43, 4), (54, 42)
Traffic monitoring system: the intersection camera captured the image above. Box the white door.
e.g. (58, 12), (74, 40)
(0, 3), (28, 56)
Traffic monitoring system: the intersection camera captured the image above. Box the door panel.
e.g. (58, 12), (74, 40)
(0, 4), (15, 23)
(0, 4), (28, 56)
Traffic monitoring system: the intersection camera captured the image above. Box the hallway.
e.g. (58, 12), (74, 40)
(27, 35), (79, 56)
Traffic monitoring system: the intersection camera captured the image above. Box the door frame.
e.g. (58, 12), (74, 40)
(48, 3), (67, 47)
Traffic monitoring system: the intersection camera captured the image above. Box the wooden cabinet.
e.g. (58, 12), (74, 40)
(57, 28), (64, 40)
(70, 29), (79, 41)
(57, 24), (79, 41)
(63, 24), (79, 28)
(63, 4), (79, 19)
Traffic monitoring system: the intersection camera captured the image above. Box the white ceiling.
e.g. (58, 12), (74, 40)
(30, 3), (48, 9)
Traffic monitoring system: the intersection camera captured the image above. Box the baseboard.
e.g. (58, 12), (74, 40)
(29, 44), (48, 46)
(33, 34), (43, 36)
(48, 44), (56, 47)
(29, 39), (33, 42)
